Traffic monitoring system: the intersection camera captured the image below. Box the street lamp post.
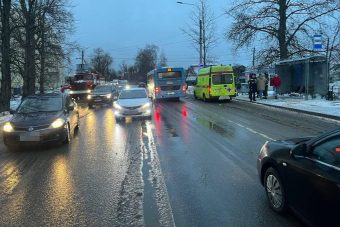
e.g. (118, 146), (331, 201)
(177, 1), (203, 66)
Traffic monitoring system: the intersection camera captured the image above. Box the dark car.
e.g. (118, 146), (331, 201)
(87, 85), (117, 108)
(257, 128), (340, 226)
(3, 93), (79, 149)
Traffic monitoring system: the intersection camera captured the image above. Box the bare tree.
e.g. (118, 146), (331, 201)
(90, 48), (113, 81)
(0, 0), (12, 112)
(181, 0), (217, 66)
(135, 44), (158, 82)
(34, 0), (73, 93)
(159, 51), (167, 67)
(226, 0), (340, 65)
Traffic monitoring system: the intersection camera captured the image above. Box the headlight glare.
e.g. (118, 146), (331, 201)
(142, 102), (151, 109)
(87, 95), (92, 100)
(114, 102), (122, 110)
(3, 122), (14, 132)
(106, 94), (112, 99)
(51, 118), (65, 128)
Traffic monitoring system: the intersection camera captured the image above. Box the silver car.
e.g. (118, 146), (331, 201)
(114, 87), (152, 121)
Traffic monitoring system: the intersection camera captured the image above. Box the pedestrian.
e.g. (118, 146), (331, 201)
(263, 73), (269, 99)
(256, 74), (266, 99)
(271, 74), (281, 99)
(248, 73), (257, 102)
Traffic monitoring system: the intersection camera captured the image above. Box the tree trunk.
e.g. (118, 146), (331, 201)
(39, 16), (45, 94)
(22, 0), (36, 98)
(278, 0), (288, 60)
(0, 0), (12, 112)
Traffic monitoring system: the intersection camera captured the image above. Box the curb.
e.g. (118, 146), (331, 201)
(235, 98), (340, 121)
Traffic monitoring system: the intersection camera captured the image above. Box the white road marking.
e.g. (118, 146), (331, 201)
(228, 120), (275, 141)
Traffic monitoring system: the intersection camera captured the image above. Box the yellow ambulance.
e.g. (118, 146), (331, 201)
(194, 65), (236, 101)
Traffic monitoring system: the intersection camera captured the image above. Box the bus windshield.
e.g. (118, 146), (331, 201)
(212, 73), (233, 84)
(158, 71), (181, 79)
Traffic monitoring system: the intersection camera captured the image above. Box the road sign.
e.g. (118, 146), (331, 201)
(313, 34), (322, 49)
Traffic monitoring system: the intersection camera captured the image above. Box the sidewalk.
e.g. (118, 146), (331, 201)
(236, 94), (340, 121)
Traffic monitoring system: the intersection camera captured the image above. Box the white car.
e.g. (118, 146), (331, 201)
(114, 87), (152, 121)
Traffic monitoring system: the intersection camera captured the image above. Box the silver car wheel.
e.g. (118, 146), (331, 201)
(266, 174), (283, 209)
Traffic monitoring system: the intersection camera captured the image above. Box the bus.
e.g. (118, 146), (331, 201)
(147, 67), (186, 101)
(194, 65), (236, 101)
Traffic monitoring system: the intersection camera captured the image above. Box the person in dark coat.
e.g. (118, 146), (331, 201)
(248, 73), (257, 101)
(263, 73), (269, 99)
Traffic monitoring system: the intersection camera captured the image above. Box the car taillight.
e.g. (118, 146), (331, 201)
(155, 87), (160, 94)
(182, 84), (186, 92)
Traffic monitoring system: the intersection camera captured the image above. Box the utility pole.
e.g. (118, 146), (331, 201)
(199, 18), (202, 66)
(252, 47), (256, 67)
(81, 50), (85, 70)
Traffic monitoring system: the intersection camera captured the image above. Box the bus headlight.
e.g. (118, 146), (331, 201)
(87, 89), (91, 93)
(3, 122), (14, 132)
(87, 95), (92, 100)
(106, 94), (112, 99)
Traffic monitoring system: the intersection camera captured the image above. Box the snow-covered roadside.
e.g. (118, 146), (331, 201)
(0, 98), (21, 124)
(237, 94), (340, 117)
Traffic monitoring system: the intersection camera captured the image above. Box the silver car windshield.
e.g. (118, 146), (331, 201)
(119, 90), (147, 99)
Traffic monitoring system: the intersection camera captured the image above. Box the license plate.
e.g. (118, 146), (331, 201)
(166, 81), (174, 85)
(94, 99), (101, 102)
(219, 96), (229, 100)
(20, 132), (40, 141)
(167, 92), (175, 95)
(124, 110), (138, 115)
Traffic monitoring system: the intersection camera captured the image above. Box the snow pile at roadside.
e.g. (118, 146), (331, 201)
(0, 112), (12, 124)
(259, 98), (340, 117)
(238, 94), (340, 117)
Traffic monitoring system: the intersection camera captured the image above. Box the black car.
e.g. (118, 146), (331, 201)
(87, 85), (117, 108)
(3, 93), (79, 149)
(257, 128), (340, 226)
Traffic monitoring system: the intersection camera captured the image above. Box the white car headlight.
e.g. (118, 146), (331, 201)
(114, 102), (123, 110)
(87, 94), (92, 100)
(51, 118), (65, 129)
(142, 102), (151, 109)
(106, 94), (112, 99)
(3, 122), (14, 132)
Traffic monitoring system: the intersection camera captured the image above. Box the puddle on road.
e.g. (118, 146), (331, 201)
(159, 115), (178, 138)
(195, 116), (235, 139)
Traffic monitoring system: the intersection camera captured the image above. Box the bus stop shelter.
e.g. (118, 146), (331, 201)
(275, 55), (328, 99)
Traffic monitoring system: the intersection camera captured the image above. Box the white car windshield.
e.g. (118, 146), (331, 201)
(119, 90), (147, 99)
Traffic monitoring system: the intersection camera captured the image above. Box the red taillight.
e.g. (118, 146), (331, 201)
(182, 84), (186, 92)
(155, 86), (160, 94)
(208, 85), (211, 94)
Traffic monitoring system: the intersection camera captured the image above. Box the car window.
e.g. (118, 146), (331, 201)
(212, 73), (233, 85)
(119, 89), (147, 99)
(311, 136), (340, 168)
(17, 97), (63, 113)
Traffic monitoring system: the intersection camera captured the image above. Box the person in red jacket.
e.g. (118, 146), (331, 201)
(271, 74), (281, 99)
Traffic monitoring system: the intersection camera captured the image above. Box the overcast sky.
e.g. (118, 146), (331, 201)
(70, 0), (252, 70)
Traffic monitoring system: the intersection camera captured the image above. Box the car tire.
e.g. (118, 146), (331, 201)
(264, 167), (287, 213)
(115, 117), (123, 123)
(63, 124), (71, 144)
(203, 94), (207, 102)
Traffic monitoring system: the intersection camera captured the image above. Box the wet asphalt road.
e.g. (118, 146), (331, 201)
(0, 97), (339, 226)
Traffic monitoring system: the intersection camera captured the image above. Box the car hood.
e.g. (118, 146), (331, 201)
(10, 111), (63, 127)
(117, 98), (149, 108)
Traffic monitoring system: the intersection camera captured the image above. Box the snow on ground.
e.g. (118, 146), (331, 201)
(0, 98), (21, 124)
(237, 94), (340, 117)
